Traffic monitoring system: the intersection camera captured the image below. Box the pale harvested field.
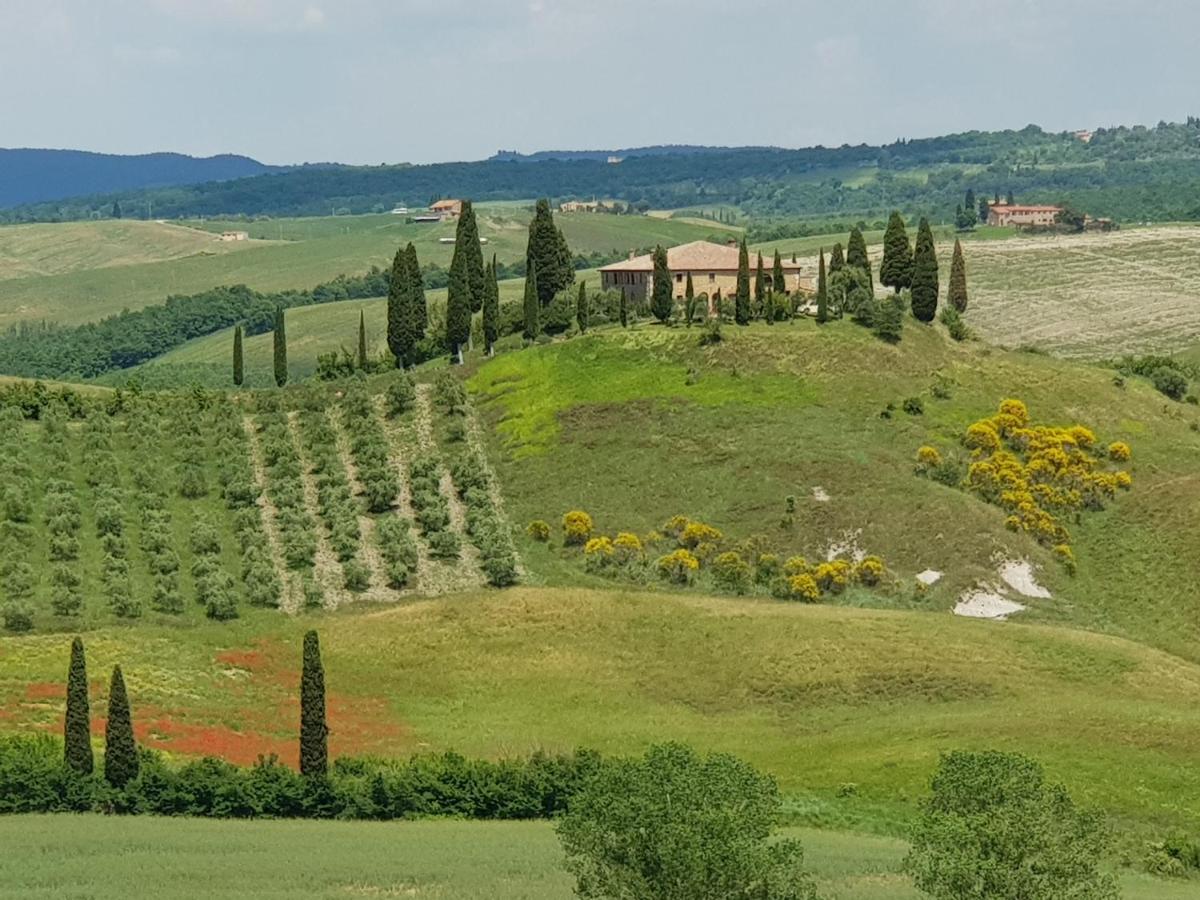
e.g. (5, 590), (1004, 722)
(953, 226), (1200, 358)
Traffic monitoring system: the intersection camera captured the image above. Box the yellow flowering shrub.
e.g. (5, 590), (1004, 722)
(656, 549), (699, 584)
(1108, 441), (1132, 462)
(998, 398), (1029, 426)
(711, 551), (751, 593)
(662, 515), (690, 537)
(784, 573), (820, 603)
(583, 536), (614, 573)
(965, 422), (1001, 453)
(679, 521), (723, 549)
(814, 560), (851, 594)
(854, 556), (885, 586)
(783, 556), (811, 576)
(1114, 471), (1132, 490)
(526, 520), (551, 542)
(916, 445), (943, 467)
(612, 532), (644, 563)
(562, 510), (594, 546)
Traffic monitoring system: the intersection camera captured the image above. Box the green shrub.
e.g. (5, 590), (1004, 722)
(1152, 365), (1188, 401)
(343, 560), (371, 592)
(903, 396), (925, 416)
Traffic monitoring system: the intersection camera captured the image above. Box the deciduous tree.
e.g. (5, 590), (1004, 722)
(299, 630), (328, 778)
(64, 637), (92, 775)
(910, 218), (939, 322)
(104, 665), (137, 788)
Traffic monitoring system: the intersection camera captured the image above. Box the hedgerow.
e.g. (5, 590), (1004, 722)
(257, 411), (317, 570)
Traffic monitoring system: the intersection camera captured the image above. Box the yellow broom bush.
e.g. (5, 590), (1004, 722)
(656, 549), (699, 584)
(562, 510), (594, 546)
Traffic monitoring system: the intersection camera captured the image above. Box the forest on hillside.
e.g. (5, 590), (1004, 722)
(7, 120), (1200, 225)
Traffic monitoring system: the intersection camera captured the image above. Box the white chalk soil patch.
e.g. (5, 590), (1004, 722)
(825, 529), (866, 563)
(916, 569), (943, 586)
(811, 486), (830, 502)
(954, 588), (1026, 620)
(997, 559), (1052, 599)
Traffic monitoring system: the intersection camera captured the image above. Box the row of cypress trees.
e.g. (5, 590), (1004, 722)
(63, 630), (330, 783)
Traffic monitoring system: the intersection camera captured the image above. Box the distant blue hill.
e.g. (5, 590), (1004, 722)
(488, 145), (783, 163)
(0, 148), (294, 209)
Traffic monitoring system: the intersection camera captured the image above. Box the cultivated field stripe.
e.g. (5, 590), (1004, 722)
(461, 392), (525, 578)
(285, 411), (351, 610)
(326, 404), (396, 604)
(372, 395), (434, 595)
(241, 415), (301, 614)
(412, 384), (485, 593)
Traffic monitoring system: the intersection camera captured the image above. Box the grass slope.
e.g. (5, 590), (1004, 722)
(0, 210), (722, 328)
(0, 816), (1191, 900)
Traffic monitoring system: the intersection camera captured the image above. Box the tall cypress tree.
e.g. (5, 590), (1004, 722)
(446, 237), (472, 364)
(299, 630), (328, 778)
(272, 307), (288, 387)
(880, 211), (913, 293)
(948, 238), (969, 313)
(406, 243), (427, 349)
(576, 280), (589, 334)
(683, 272), (694, 325)
(910, 218), (939, 323)
(650, 245), (673, 324)
(232, 325), (244, 387)
(846, 226), (873, 287)
(356, 310), (368, 370)
(386, 244), (409, 367)
(459, 201), (486, 312)
(112, 200), (122, 219)
(735, 240), (751, 326)
(829, 242), (845, 273)
(526, 199), (573, 306)
(964, 188), (976, 219)
(619, 287), (628, 328)
(104, 665), (137, 788)
(772, 250), (785, 294)
(754, 253), (766, 318)
(816, 249), (829, 324)
(522, 266), (540, 340)
(64, 636), (92, 775)
(483, 254), (500, 355)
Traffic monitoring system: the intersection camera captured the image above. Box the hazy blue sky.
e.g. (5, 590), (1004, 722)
(2, 0), (1195, 164)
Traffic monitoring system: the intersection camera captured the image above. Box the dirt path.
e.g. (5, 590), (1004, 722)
(242, 415), (301, 614)
(286, 411), (350, 611)
(411, 384), (485, 593)
(326, 405), (399, 604)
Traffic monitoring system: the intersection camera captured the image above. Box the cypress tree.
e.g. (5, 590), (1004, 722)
(619, 288), (628, 328)
(650, 245), (673, 324)
(978, 196), (990, 224)
(829, 242), (845, 273)
(356, 310), (367, 370)
(816, 250), (829, 324)
(684, 272), (694, 326)
(910, 217), (939, 323)
(386, 244), (409, 366)
(104, 665), (137, 788)
(111, 200), (121, 219)
(880, 211), (913, 293)
(446, 238), (472, 364)
(459, 201), (486, 312)
(1005, 189), (1015, 206)
(846, 226), (873, 287)
(964, 188), (976, 218)
(754, 253), (766, 318)
(522, 266), (540, 340)
(232, 325), (244, 387)
(406, 243), (427, 347)
(948, 238), (969, 313)
(64, 636), (93, 775)
(772, 250), (785, 294)
(526, 199), (573, 306)
(483, 254), (500, 355)
(272, 307), (288, 387)
(735, 240), (751, 325)
(299, 630), (328, 778)
(576, 280), (588, 334)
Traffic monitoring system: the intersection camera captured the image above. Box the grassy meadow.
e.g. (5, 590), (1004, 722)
(0, 815), (1193, 900)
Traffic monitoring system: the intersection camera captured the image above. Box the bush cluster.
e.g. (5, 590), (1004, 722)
(0, 409), (38, 630)
(190, 515), (238, 620)
(296, 408), (367, 593)
(126, 407), (184, 615)
(258, 411), (318, 570)
(0, 733), (601, 822)
(211, 400), (281, 608)
(81, 416), (141, 619)
(919, 399), (1133, 556)
(35, 413), (84, 620)
(408, 455), (459, 560)
(449, 452), (519, 586)
(340, 385), (401, 514)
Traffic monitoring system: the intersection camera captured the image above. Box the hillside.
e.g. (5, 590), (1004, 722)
(10, 120), (1200, 223)
(0, 148), (285, 209)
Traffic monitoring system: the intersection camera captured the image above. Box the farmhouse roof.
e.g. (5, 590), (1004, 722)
(599, 240), (801, 272)
(430, 199), (462, 210)
(993, 204), (1062, 213)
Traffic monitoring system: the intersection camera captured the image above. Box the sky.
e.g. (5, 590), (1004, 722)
(1, 0), (1197, 165)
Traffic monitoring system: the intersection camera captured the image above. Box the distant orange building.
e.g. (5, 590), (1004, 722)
(429, 199), (462, 219)
(987, 203), (1062, 228)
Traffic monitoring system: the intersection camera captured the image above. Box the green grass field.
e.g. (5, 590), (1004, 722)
(0, 209), (724, 328)
(0, 815), (1192, 899)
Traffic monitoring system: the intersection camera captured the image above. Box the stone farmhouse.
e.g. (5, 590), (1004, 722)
(987, 203), (1062, 228)
(600, 240), (812, 308)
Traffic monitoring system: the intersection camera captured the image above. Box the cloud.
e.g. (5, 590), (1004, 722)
(299, 6), (325, 28)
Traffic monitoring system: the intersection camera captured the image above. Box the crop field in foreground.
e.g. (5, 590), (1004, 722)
(0, 815), (1192, 900)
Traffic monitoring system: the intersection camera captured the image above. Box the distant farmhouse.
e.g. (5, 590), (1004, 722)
(559, 199), (601, 213)
(986, 203), (1062, 228)
(429, 199), (462, 219)
(600, 240), (813, 310)
(218, 230), (248, 242)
